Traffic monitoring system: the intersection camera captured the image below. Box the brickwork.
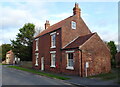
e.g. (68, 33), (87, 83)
(33, 29), (62, 73)
(80, 33), (111, 76)
(61, 15), (91, 48)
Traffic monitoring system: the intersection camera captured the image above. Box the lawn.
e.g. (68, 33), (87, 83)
(0, 63), (8, 65)
(8, 66), (70, 80)
(88, 68), (120, 84)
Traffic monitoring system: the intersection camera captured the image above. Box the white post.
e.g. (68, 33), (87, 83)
(86, 62), (89, 77)
(86, 67), (87, 77)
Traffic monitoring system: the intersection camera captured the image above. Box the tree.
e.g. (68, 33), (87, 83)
(0, 45), (1, 61)
(107, 41), (117, 67)
(1, 44), (12, 61)
(11, 23), (35, 61)
(34, 26), (41, 37)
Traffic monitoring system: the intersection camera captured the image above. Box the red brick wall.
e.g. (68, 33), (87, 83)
(61, 50), (80, 75)
(62, 15), (91, 48)
(80, 33), (111, 76)
(32, 29), (62, 73)
(32, 39), (40, 70)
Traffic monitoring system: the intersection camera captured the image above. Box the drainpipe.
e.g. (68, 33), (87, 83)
(78, 49), (83, 77)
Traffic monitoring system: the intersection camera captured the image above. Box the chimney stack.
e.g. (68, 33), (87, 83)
(73, 3), (81, 17)
(45, 20), (50, 29)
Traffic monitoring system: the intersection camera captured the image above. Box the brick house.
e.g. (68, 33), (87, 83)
(32, 3), (111, 77)
(5, 50), (15, 64)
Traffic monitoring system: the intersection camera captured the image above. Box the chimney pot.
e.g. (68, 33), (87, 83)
(73, 3), (81, 17)
(45, 20), (50, 29)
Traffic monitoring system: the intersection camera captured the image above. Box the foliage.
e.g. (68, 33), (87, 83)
(11, 23), (35, 61)
(107, 41), (117, 67)
(1, 44), (12, 61)
(8, 66), (70, 80)
(0, 46), (1, 61)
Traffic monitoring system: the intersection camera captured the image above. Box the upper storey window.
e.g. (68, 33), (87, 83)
(50, 32), (56, 48)
(71, 21), (76, 29)
(35, 38), (39, 51)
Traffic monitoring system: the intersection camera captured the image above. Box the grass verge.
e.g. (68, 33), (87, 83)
(88, 68), (120, 84)
(88, 72), (117, 80)
(7, 66), (70, 80)
(0, 63), (8, 65)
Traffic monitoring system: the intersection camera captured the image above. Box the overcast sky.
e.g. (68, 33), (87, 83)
(0, 1), (118, 46)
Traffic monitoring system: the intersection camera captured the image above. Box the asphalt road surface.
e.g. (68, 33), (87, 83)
(2, 65), (76, 87)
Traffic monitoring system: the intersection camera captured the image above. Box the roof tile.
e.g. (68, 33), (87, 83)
(63, 33), (95, 49)
(35, 16), (73, 38)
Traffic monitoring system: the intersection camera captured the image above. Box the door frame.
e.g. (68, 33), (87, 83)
(41, 57), (44, 70)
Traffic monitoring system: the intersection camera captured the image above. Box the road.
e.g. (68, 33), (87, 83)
(2, 65), (76, 86)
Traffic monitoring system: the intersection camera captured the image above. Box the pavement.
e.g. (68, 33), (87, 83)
(40, 70), (120, 87)
(64, 75), (119, 87)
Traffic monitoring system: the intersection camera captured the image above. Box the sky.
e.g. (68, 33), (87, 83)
(0, 1), (118, 48)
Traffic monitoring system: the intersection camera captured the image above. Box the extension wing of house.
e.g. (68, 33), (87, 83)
(32, 3), (111, 77)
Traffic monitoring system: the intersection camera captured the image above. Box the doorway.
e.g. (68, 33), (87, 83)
(41, 57), (44, 70)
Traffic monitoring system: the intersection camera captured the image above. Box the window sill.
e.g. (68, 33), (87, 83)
(66, 66), (74, 70)
(51, 46), (56, 49)
(72, 28), (76, 30)
(50, 65), (56, 68)
(35, 64), (38, 66)
(35, 49), (38, 51)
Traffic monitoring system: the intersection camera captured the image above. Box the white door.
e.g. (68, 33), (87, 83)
(41, 57), (44, 70)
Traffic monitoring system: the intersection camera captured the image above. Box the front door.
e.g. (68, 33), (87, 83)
(41, 57), (44, 70)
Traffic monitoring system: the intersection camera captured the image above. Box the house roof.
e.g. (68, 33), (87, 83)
(63, 33), (95, 49)
(35, 16), (73, 38)
(7, 50), (13, 54)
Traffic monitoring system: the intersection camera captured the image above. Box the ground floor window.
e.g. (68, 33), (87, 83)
(66, 53), (74, 70)
(35, 53), (39, 66)
(51, 53), (56, 67)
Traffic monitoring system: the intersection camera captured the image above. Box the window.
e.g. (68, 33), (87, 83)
(71, 21), (76, 29)
(35, 53), (39, 66)
(66, 53), (74, 70)
(35, 38), (39, 51)
(51, 53), (56, 67)
(51, 33), (56, 48)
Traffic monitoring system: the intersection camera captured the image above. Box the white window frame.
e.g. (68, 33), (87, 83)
(50, 32), (56, 48)
(35, 53), (39, 66)
(35, 38), (39, 51)
(50, 53), (56, 68)
(66, 52), (74, 70)
(50, 51), (56, 53)
(71, 21), (76, 29)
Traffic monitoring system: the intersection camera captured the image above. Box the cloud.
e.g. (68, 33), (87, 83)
(1, 1), (50, 44)
(1, 1), (73, 44)
(88, 24), (118, 44)
(2, 28), (19, 43)
(1, 1), (118, 47)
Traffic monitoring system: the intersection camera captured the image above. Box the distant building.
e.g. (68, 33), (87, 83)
(6, 50), (15, 64)
(32, 3), (111, 77)
(4, 50), (20, 64)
